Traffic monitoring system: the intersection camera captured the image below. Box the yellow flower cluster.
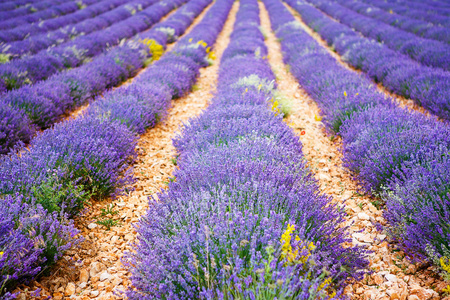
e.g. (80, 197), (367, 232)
(439, 257), (450, 294)
(0, 251), (3, 257)
(270, 97), (281, 116)
(280, 224), (315, 264)
(440, 256), (450, 273)
(140, 38), (164, 61)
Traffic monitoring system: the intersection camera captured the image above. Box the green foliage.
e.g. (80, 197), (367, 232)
(96, 218), (119, 230)
(31, 175), (90, 214)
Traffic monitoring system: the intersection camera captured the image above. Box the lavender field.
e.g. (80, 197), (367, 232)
(0, 0), (449, 299)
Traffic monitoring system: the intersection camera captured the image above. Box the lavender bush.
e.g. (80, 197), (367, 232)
(304, 0), (450, 71)
(0, 0), (223, 294)
(0, 0), (77, 25)
(266, 0), (450, 278)
(359, 0), (450, 27)
(284, 0), (450, 121)
(0, 0), (211, 154)
(334, 0), (450, 43)
(0, 0), (163, 90)
(0, 0), (133, 48)
(126, 0), (368, 298)
(0, 194), (79, 297)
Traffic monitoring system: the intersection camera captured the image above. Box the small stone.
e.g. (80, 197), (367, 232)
(372, 274), (384, 285)
(64, 282), (76, 296)
(88, 223), (97, 229)
(386, 289), (400, 300)
(90, 261), (106, 277)
(358, 212), (370, 220)
(100, 272), (111, 282)
(408, 296), (420, 300)
(79, 268), (89, 283)
(53, 292), (63, 300)
(79, 282), (87, 289)
(385, 274), (398, 283)
(112, 276), (123, 286)
(90, 290), (100, 297)
(413, 288), (438, 300)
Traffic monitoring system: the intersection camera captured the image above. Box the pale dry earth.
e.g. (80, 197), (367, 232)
(260, 3), (449, 300)
(12, 3), (238, 299)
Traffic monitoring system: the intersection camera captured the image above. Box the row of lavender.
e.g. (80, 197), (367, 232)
(360, 0), (450, 26)
(334, 0), (449, 42)
(0, 0), (160, 92)
(305, 0), (450, 71)
(0, 0), (47, 10)
(0, 0), (75, 22)
(0, 0), (225, 296)
(0, 0), (131, 44)
(285, 0), (450, 122)
(126, 0), (367, 298)
(267, 0), (450, 280)
(0, 0), (192, 155)
(386, 0), (450, 16)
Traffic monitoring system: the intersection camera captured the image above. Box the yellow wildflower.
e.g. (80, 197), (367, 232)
(189, 38), (193, 42)
(140, 39), (164, 61)
(280, 224), (296, 262)
(444, 285), (450, 294)
(207, 51), (216, 61)
(0, 251), (3, 257)
(280, 224), (315, 264)
(440, 256), (450, 273)
(344, 91), (347, 97)
(206, 46), (211, 53)
(314, 114), (322, 121)
(197, 40), (207, 47)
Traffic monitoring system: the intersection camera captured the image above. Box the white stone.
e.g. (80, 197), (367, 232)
(88, 223), (97, 229)
(90, 290), (99, 297)
(385, 274), (398, 282)
(357, 212), (370, 220)
(100, 272), (111, 282)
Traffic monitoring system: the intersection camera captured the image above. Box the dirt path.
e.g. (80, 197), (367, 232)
(13, 3), (238, 300)
(259, 3), (447, 300)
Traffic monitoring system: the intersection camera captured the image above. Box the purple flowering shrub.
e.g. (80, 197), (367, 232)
(0, 195), (79, 296)
(265, 0), (450, 277)
(0, 116), (137, 215)
(88, 83), (171, 134)
(0, 0), (130, 43)
(305, 0), (450, 71)
(340, 106), (450, 193)
(0, 0), (222, 294)
(126, 0), (368, 298)
(0, 102), (35, 155)
(284, 0), (450, 122)
(0, 0), (174, 90)
(360, 0), (450, 27)
(334, 0), (450, 43)
(0, 0), (214, 154)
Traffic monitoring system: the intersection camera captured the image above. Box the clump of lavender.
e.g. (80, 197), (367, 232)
(263, 0), (450, 277)
(125, 0), (368, 298)
(0, 194), (79, 297)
